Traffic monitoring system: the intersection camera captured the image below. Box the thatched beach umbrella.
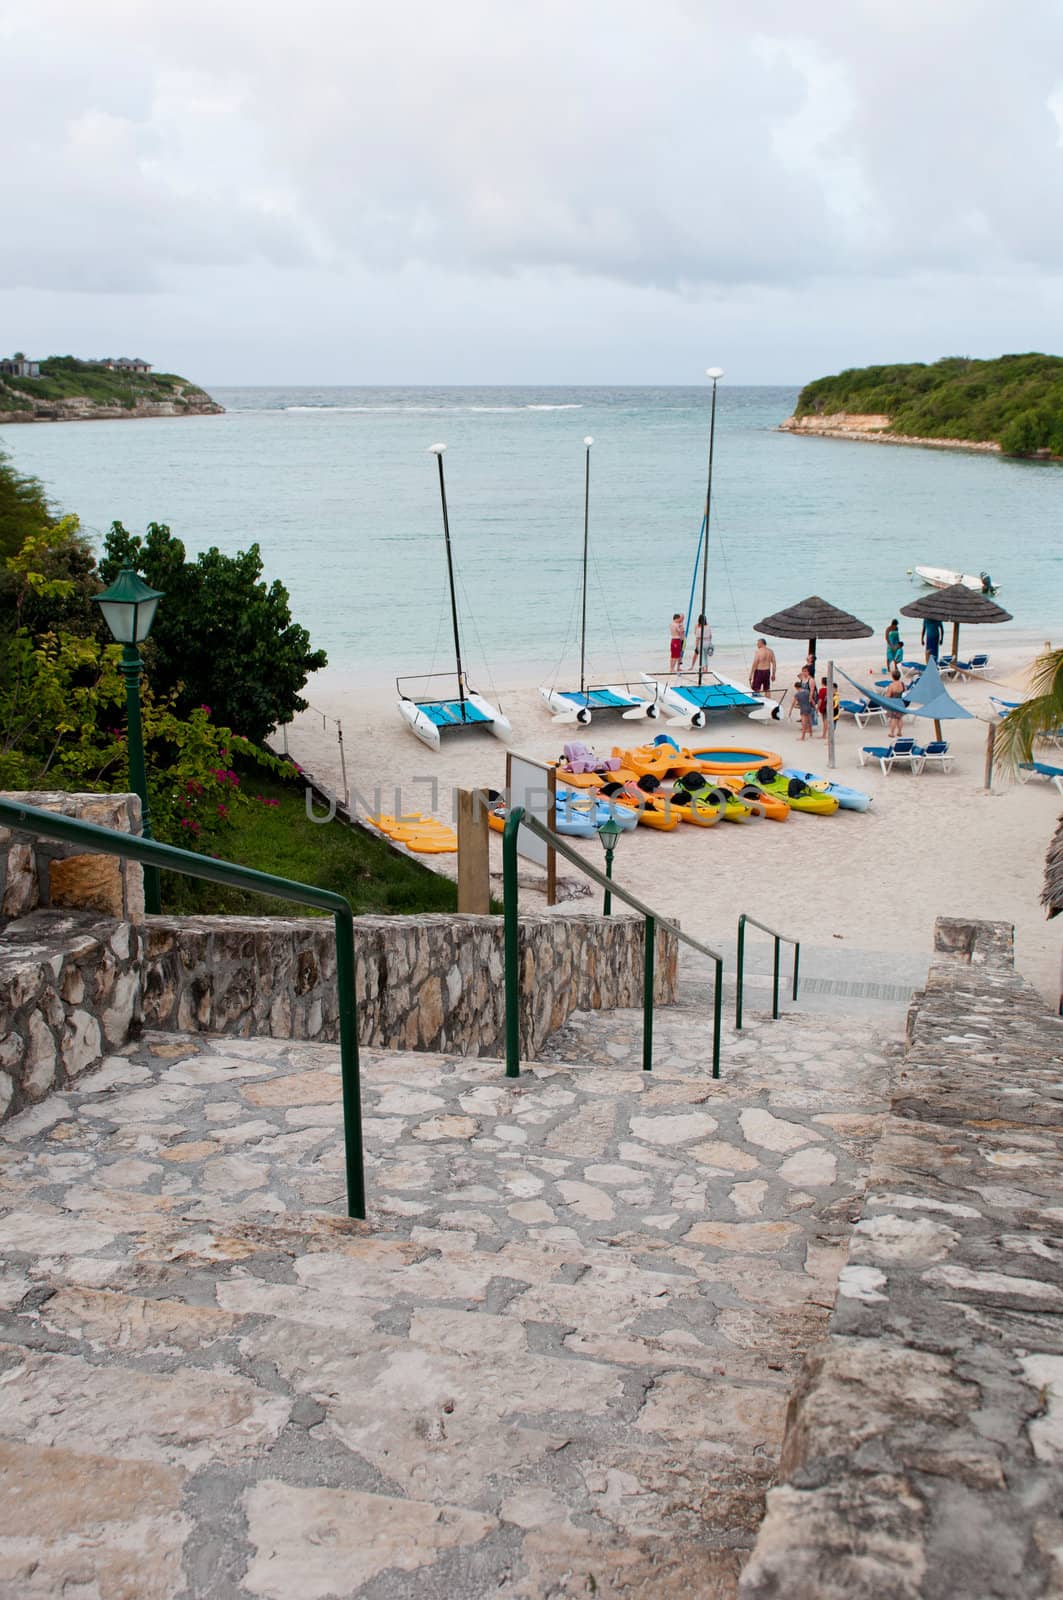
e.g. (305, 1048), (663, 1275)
(753, 596), (874, 767)
(900, 583), (1013, 668)
(753, 595), (874, 673)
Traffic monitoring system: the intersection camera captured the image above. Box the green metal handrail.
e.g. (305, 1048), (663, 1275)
(502, 808), (724, 1078)
(0, 797), (366, 1220)
(735, 912), (800, 1029)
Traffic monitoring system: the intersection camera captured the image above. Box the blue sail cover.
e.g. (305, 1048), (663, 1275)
(417, 700), (492, 727)
(834, 659), (973, 721)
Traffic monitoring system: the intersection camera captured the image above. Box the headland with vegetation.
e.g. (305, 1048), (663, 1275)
(0, 354), (223, 423)
(780, 352), (1063, 457)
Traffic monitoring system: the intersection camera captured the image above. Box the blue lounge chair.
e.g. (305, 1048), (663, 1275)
(920, 740), (953, 772)
(990, 696), (1021, 719)
(858, 739), (924, 776)
(858, 736), (922, 774)
(839, 697), (887, 730)
(954, 653), (990, 676)
(1019, 760), (1063, 794)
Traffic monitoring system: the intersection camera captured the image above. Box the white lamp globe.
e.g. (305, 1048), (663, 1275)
(584, 436), (594, 447)
(706, 367), (725, 380)
(428, 442), (447, 455)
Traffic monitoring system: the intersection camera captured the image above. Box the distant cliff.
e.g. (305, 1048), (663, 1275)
(0, 357), (223, 424)
(780, 353), (1063, 457)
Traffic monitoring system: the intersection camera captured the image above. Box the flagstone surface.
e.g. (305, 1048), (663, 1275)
(0, 1003), (898, 1598)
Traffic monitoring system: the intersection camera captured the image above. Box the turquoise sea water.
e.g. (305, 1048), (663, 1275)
(2, 386), (1061, 677)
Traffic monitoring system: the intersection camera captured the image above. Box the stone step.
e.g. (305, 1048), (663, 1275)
(0, 1018), (899, 1598)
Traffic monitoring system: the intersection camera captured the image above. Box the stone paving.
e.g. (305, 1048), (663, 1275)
(739, 923), (1063, 1600)
(0, 1004), (900, 1599)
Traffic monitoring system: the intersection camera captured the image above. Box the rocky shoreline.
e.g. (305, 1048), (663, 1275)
(779, 410), (1000, 453)
(0, 385), (223, 425)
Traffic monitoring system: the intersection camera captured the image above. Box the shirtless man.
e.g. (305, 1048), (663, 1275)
(749, 638), (776, 695)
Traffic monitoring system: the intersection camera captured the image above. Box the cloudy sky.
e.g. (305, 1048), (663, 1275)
(3, 0), (1062, 385)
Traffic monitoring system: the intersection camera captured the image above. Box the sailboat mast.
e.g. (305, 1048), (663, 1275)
(430, 444), (467, 718)
(579, 437), (593, 696)
(697, 367), (724, 688)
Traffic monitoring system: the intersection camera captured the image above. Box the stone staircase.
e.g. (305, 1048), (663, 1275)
(0, 996), (901, 1599)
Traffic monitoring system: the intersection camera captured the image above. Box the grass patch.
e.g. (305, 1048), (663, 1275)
(161, 771), (459, 918)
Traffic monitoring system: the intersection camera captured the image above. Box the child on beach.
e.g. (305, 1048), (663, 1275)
(669, 614), (685, 674)
(794, 678), (815, 740)
(884, 668), (907, 737)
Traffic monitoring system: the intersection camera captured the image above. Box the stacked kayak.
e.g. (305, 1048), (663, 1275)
(487, 787), (639, 839)
(743, 767), (839, 816)
(724, 779), (790, 822)
(597, 779), (680, 831)
(669, 772), (757, 824)
(367, 813), (458, 853)
(780, 767), (872, 812)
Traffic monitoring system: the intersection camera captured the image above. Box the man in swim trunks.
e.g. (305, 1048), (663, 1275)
(749, 638), (776, 695)
(670, 613), (685, 674)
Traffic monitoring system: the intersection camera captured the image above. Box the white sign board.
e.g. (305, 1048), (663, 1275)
(506, 752), (557, 902)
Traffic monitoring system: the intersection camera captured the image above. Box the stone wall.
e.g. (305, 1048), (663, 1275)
(142, 911), (678, 1057)
(739, 918), (1063, 1600)
(0, 791), (144, 923)
(0, 910), (142, 1120)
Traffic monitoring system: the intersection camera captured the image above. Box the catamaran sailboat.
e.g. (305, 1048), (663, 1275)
(539, 437), (659, 726)
(642, 369), (780, 729)
(397, 445), (512, 752)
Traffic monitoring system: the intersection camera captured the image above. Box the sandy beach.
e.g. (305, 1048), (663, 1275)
(281, 632), (1062, 1006)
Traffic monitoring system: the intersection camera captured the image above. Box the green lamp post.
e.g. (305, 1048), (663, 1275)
(597, 817), (624, 916)
(93, 567), (165, 914)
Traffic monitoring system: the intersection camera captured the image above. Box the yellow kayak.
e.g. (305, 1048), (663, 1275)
(671, 775), (757, 824)
(743, 768), (840, 816)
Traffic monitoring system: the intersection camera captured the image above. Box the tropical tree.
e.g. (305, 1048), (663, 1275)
(995, 648), (1063, 767)
(100, 521), (327, 743)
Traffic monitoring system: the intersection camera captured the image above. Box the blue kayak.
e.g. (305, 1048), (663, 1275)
(780, 767), (872, 812)
(556, 787), (639, 835)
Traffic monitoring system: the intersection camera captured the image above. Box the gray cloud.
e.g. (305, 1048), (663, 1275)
(4, 0), (1063, 300)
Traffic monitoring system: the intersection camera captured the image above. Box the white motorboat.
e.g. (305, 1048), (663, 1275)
(910, 565), (999, 596)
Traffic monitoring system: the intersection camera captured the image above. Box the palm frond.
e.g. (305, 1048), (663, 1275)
(995, 648), (1063, 767)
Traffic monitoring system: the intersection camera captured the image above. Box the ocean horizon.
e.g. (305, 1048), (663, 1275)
(2, 384), (1060, 678)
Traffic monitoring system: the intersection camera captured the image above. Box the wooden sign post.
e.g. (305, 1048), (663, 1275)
(456, 789), (491, 913)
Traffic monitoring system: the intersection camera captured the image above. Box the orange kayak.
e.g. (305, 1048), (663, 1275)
(597, 781), (680, 831)
(611, 743), (703, 781)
